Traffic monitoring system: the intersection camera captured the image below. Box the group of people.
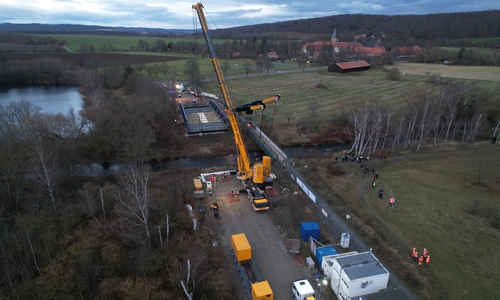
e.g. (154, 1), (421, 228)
(340, 150), (372, 163)
(412, 247), (431, 266)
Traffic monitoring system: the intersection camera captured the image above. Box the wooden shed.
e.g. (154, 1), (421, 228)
(328, 61), (371, 73)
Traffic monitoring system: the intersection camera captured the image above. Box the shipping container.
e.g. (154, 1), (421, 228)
(251, 280), (273, 300)
(300, 222), (320, 242)
(231, 233), (252, 262)
(316, 245), (338, 265)
(193, 178), (202, 190)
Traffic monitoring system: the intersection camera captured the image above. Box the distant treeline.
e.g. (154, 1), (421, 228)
(213, 10), (500, 49)
(0, 32), (64, 46)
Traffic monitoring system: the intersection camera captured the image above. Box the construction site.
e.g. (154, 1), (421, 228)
(171, 3), (420, 300)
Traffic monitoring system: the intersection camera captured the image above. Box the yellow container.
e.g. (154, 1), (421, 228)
(251, 280), (273, 300)
(193, 178), (202, 190)
(231, 233), (252, 262)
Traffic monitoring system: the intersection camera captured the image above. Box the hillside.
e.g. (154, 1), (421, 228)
(212, 10), (500, 48)
(0, 23), (192, 36)
(2, 10), (500, 49)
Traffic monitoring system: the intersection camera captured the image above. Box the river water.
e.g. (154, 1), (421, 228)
(75, 143), (349, 176)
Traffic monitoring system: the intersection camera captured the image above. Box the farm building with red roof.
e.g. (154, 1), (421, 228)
(328, 61), (371, 73)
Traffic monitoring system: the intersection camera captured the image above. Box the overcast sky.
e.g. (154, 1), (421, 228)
(1, 0), (499, 30)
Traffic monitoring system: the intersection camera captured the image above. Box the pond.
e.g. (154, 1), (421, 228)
(0, 83), (83, 114)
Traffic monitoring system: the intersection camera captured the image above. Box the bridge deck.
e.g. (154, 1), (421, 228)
(181, 102), (228, 135)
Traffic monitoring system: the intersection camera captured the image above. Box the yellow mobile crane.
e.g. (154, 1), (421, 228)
(193, 3), (278, 211)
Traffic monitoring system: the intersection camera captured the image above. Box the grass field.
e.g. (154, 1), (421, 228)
(300, 143), (500, 299)
(36, 34), (239, 52)
(390, 61), (500, 82)
(197, 62), (500, 135)
(36, 34), (200, 52)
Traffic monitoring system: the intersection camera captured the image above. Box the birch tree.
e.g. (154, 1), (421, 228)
(180, 255), (213, 300)
(30, 140), (59, 210)
(116, 165), (152, 244)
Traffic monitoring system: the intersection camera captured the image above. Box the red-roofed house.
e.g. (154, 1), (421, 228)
(302, 28), (386, 58)
(267, 51), (279, 59)
(302, 41), (363, 55)
(356, 47), (386, 56)
(391, 46), (423, 59)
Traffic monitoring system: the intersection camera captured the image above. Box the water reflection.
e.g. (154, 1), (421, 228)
(74, 144), (349, 177)
(0, 83), (83, 115)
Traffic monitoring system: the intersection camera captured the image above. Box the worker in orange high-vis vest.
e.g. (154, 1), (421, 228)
(423, 248), (428, 258)
(389, 197), (395, 207)
(418, 256), (424, 266)
(425, 255), (430, 266)
(411, 250), (418, 262)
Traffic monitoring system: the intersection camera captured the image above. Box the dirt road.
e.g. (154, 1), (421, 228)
(202, 174), (330, 300)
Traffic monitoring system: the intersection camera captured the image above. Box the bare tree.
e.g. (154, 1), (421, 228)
(222, 59), (231, 75)
(184, 59), (199, 85)
(243, 61), (253, 77)
(180, 255), (213, 300)
(116, 165), (152, 244)
(30, 140), (59, 210)
(159, 62), (170, 79)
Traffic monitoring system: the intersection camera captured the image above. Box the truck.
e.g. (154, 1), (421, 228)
(291, 279), (316, 300)
(245, 186), (269, 211)
(231, 233), (273, 300)
(193, 3), (278, 211)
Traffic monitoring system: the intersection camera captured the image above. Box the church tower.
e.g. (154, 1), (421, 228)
(331, 27), (339, 43)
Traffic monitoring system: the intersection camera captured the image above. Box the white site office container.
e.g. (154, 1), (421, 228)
(330, 251), (389, 298)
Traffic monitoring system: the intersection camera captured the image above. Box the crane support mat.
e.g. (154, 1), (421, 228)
(287, 239), (301, 254)
(265, 186), (278, 197)
(226, 192), (240, 202)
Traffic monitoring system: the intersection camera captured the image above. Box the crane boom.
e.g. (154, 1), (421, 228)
(193, 3), (273, 184)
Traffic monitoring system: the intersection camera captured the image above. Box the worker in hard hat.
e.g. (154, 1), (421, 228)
(412, 248), (418, 262)
(425, 255), (430, 266)
(423, 248), (428, 259)
(389, 197), (395, 207)
(418, 256), (424, 266)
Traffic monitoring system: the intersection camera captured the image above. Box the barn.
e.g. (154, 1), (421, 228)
(328, 60), (371, 73)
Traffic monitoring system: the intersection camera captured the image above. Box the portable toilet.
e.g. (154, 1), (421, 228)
(300, 222), (320, 242)
(316, 245), (338, 265)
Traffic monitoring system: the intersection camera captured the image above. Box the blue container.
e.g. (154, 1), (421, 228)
(300, 222), (320, 242)
(316, 245), (338, 265)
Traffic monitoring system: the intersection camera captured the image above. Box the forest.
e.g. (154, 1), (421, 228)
(212, 10), (500, 49)
(0, 56), (241, 299)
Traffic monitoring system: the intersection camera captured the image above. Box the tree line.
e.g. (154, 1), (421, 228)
(213, 10), (500, 49)
(340, 79), (500, 156)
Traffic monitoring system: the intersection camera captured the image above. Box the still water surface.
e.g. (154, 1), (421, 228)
(0, 83), (83, 114)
